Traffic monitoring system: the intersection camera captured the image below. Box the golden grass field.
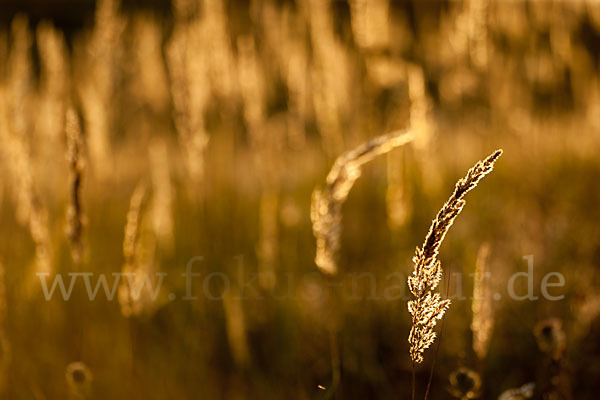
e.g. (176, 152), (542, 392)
(0, 0), (600, 398)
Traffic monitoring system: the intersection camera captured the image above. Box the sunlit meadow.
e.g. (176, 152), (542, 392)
(0, 0), (599, 398)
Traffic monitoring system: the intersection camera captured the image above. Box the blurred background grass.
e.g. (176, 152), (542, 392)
(0, 0), (599, 398)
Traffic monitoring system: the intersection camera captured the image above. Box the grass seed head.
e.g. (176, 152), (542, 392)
(408, 149), (502, 364)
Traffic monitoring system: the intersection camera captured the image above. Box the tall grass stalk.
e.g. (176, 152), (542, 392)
(408, 150), (502, 365)
(311, 130), (414, 275)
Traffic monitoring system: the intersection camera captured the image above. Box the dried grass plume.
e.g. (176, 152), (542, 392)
(471, 242), (494, 360)
(311, 130), (415, 275)
(65, 107), (86, 265)
(408, 149), (502, 364)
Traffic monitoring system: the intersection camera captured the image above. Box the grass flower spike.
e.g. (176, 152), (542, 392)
(408, 149), (502, 364)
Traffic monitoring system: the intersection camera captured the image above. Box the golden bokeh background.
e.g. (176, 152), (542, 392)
(0, 0), (599, 398)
